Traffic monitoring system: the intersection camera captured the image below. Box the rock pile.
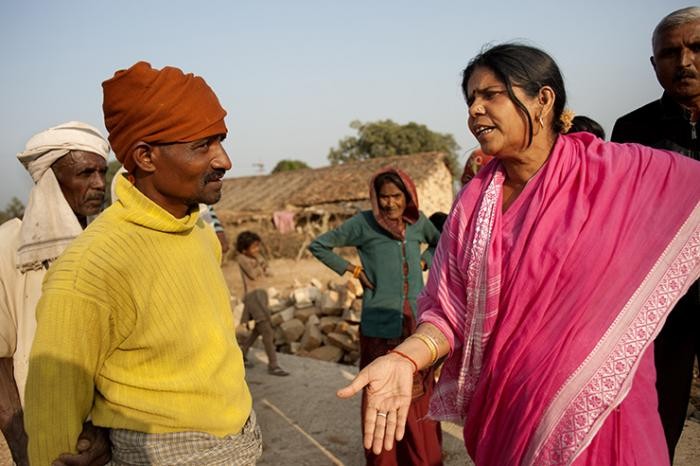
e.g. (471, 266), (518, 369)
(237, 278), (364, 365)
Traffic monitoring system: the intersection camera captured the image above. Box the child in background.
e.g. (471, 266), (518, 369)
(569, 115), (606, 139)
(235, 231), (290, 376)
(428, 212), (448, 233)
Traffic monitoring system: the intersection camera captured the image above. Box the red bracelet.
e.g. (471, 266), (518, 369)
(388, 349), (418, 374)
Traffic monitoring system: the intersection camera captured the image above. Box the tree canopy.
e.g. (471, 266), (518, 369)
(271, 159), (310, 173)
(328, 119), (460, 174)
(0, 197), (25, 224)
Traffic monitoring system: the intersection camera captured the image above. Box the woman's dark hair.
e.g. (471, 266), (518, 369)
(429, 212), (448, 233)
(569, 115), (606, 139)
(461, 43), (567, 147)
(236, 231), (261, 253)
(373, 172), (412, 204)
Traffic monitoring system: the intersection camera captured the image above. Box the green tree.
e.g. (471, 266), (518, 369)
(328, 119), (460, 174)
(271, 159), (310, 173)
(0, 197), (25, 223)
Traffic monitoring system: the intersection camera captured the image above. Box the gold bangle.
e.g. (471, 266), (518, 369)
(352, 265), (362, 279)
(410, 333), (438, 365)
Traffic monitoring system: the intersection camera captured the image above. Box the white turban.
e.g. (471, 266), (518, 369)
(15, 121), (111, 271)
(18, 121), (110, 182)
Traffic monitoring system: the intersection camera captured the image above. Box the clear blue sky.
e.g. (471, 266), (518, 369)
(0, 0), (687, 207)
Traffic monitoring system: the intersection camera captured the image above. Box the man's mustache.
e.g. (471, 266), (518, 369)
(674, 69), (698, 81)
(204, 170), (226, 182)
(85, 192), (105, 202)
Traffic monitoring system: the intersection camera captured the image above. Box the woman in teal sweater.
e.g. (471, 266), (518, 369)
(309, 167), (443, 466)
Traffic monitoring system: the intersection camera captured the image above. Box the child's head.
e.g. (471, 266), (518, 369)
(569, 115), (606, 139)
(429, 212), (448, 233)
(236, 231), (262, 257)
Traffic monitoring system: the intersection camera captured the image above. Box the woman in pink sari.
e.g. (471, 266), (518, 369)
(337, 43), (700, 465)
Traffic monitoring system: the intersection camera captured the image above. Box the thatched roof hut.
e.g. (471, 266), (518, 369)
(216, 152), (453, 259)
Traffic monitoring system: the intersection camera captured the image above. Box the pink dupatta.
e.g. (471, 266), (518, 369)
(418, 133), (700, 465)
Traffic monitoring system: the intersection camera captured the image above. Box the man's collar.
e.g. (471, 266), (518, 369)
(660, 92), (697, 122)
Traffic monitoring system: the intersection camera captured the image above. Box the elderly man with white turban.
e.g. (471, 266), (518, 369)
(0, 121), (111, 466)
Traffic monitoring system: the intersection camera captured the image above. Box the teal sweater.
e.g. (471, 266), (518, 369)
(308, 211), (440, 338)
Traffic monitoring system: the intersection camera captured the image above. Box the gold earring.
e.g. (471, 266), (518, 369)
(538, 115), (544, 129)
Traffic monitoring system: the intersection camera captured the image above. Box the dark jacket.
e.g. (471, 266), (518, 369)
(611, 92), (700, 160)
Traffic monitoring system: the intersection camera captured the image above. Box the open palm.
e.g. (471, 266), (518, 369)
(337, 354), (414, 453)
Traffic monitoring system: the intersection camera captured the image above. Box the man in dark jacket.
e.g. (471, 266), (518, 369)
(611, 6), (700, 462)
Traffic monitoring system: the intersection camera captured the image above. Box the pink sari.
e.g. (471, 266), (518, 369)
(418, 133), (700, 465)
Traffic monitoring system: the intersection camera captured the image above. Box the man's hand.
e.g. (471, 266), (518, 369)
(3, 414), (28, 466)
(0, 357), (28, 466)
(51, 422), (110, 466)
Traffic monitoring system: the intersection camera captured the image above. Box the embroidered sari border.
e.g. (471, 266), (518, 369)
(525, 201), (700, 465)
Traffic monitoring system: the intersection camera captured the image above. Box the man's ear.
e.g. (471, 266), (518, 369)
(131, 142), (156, 174)
(650, 55), (656, 71)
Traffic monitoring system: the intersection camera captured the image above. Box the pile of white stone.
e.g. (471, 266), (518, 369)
(238, 278), (364, 365)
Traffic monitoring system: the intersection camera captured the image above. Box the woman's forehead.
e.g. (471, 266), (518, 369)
(467, 67), (503, 93)
(378, 181), (403, 194)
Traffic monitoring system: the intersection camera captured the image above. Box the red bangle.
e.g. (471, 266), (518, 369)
(388, 349), (418, 374)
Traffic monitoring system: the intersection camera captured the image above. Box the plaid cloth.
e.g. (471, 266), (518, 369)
(109, 410), (262, 465)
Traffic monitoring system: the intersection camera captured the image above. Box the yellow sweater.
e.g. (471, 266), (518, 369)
(25, 176), (252, 465)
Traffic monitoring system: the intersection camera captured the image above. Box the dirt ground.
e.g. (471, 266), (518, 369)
(2, 257), (698, 465)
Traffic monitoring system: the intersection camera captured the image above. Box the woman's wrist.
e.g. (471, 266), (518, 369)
(345, 263), (363, 279)
(387, 349), (418, 374)
(385, 350), (417, 374)
(407, 333), (439, 366)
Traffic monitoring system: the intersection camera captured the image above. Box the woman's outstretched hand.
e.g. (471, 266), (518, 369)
(336, 353), (414, 454)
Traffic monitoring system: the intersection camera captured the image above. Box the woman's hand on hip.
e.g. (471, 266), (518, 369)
(358, 270), (375, 290)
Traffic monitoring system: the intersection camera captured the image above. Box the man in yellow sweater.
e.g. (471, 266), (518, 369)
(24, 62), (260, 465)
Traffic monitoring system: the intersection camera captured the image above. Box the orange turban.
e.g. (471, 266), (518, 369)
(102, 61), (227, 172)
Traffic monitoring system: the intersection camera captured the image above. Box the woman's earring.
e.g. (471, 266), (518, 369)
(538, 115), (544, 129)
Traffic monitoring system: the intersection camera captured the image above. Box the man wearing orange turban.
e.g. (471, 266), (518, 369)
(24, 62), (262, 465)
(103, 61), (228, 173)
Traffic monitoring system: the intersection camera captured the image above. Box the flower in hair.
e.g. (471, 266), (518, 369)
(560, 109), (575, 133)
